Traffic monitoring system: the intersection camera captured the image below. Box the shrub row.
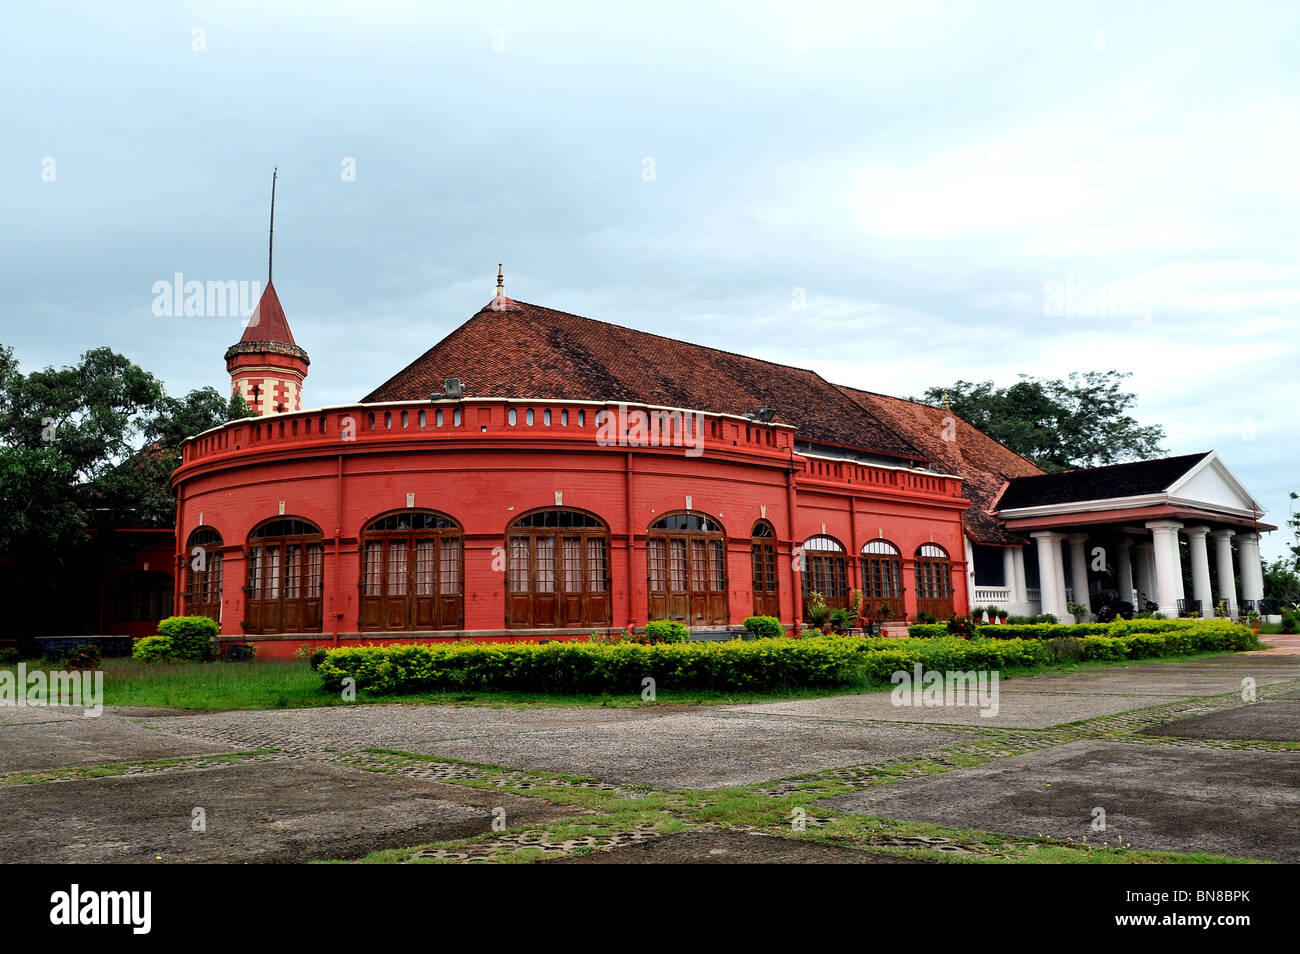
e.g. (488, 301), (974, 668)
(907, 618), (1258, 647)
(1077, 624), (1261, 658)
(315, 635), (1055, 696)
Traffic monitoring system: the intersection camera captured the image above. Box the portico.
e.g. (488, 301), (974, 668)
(989, 452), (1273, 623)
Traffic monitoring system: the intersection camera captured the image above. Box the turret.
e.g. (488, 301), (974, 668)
(224, 281), (309, 415)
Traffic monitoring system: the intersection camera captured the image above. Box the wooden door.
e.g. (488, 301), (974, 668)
(185, 531), (224, 624)
(359, 513), (463, 632)
(861, 542), (905, 620)
(244, 520), (323, 634)
(647, 525), (728, 625)
(748, 535), (774, 616)
(914, 548), (954, 619)
(508, 530), (609, 628)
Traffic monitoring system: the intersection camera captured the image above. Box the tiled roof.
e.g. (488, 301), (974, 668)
(238, 281), (299, 348)
(995, 452), (1211, 510)
(837, 385), (1044, 545)
(362, 297), (928, 462)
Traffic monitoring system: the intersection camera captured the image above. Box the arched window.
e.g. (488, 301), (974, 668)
(914, 543), (954, 619)
(185, 527), (224, 623)
(506, 509), (611, 628)
(245, 518), (324, 634)
(647, 513), (728, 625)
(112, 571), (174, 622)
(801, 535), (849, 619)
(860, 539), (904, 617)
(359, 511), (463, 632)
(750, 521), (779, 619)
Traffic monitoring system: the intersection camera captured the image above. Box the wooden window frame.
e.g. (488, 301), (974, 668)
(647, 512), (729, 625)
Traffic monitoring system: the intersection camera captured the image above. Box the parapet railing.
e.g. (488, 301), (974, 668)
(179, 398), (964, 500)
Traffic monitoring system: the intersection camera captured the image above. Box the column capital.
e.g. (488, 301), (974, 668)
(1210, 528), (1236, 541)
(1135, 540), (1155, 552)
(1030, 530), (1065, 542)
(1237, 530), (1260, 546)
(1183, 525), (1212, 538)
(1064, 533), (1089, 545)
(1144, 520), (1184, 534)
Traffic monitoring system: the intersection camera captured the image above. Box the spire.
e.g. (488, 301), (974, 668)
(236, 282), (303, 350)
(226, 177), (308, 417)
(482, 263), (524, 312)
(268, 167), (277, 284)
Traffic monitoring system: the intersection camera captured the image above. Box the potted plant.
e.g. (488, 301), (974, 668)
(806, 591), (831, 632)
(1248, 609), (1261, 632)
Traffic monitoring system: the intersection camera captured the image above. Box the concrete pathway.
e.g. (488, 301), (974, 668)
(1, 652), (1296, 863)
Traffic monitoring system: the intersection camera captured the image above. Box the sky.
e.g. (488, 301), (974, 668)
(2, 0), (1297, 558)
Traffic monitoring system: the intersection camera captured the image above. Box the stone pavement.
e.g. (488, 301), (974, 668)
(1, 652), (1296, 863)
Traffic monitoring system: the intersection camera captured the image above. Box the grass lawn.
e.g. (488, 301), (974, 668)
(0, 646), (1261, 712)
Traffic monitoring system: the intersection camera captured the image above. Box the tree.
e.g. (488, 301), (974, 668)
(916, 371), (1166, 471)
(1263, 558), (1300, 606)
(0, 344), (250, 635)
(1286, 491), (1300, 569)
(95, 386), (248, 529)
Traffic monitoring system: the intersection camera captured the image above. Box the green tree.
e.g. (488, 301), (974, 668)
(917, 371), (1166, 471)
(1286, 491), (1300, 569)
(0, 344), (250, 635)
(1263, 558), (1300, 606)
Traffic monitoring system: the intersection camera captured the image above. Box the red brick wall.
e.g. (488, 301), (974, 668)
(173, 403), (970, 656)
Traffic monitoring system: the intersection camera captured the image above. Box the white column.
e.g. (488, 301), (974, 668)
(1065, 533), (1090, 621)
(1031, 531), (1068, 621)
(964, 537), (977, 611)
(1135, 541), (1155, 610)
(1237, 531), (1265, 606)
(1115, 538), (1135, 607)
(1146, 520), (1185, 618)
(1012, 546), (1028, 604)
(1211, 529), (1237, 617)
(1001, 547), (1017, 602)
(1183, 526), (1213, 617)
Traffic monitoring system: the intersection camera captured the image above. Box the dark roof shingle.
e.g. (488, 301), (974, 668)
(837, 385), (1044, 544)
(363, 297), (927, 462)
(239, 281), (298, 347)
(995, 453), (1211, 510)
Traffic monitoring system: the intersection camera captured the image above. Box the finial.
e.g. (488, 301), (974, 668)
(496, 263), (504, 298)
(268, 167), (278, 284)
(942, 391), (951, 411)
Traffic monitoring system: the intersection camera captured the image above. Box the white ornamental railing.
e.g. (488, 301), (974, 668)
(972, 587), (1011, 605)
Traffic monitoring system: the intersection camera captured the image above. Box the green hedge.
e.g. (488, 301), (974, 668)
(742, 616), (784, 639)
(132, 635), (176, 662)
(908, 618), (1258, 647)
(316, 620), (1260, 696)
(155, 616), (219, 661)
(641, 620), (690, 643)
(315, 635), (1053, 696)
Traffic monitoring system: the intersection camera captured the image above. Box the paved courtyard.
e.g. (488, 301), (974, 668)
(1, 649), (1296, 863)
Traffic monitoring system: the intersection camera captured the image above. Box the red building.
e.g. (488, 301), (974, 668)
(170, 273), (1045, 657)
(164, 270), (1275, 659)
